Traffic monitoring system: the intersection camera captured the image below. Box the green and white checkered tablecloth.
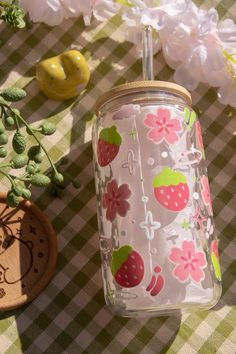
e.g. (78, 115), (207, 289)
(0, 0), (235, 353)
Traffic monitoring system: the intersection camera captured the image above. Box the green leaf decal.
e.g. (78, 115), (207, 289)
(99, 126), (122, 146)
(184, 107), (196, 130)
(211, 253), (222, 281)
(111, 245), (133, 276)
(153, 167), (187, 188)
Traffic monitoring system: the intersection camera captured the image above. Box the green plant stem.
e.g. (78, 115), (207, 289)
(0, 169), (15, 186)
(1, 102), (58, 175)
(14, 114), (20, 131)
(0, 2), (9, 7)
(15, 176), (31, 182)
(0, 163), (12, 168)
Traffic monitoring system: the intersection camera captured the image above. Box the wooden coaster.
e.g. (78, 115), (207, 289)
(0, 192), (57, 311)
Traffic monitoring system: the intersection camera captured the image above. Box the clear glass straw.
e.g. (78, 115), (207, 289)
(142, 26), (154, 80)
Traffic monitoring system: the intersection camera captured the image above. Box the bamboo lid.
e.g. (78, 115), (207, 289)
(95, 81), (192, 114)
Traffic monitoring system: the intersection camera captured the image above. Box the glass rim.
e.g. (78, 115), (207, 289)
(95, 80), (192, 114)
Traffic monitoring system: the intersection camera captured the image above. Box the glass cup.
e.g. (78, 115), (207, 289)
(92, 81), (222, 317)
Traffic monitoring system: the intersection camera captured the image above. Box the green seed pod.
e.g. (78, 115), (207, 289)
(1, 87), (26, 102)
(40, 122), (56, 135)
(13, 184), (24, 196)
(7, 191), (20, 207)
(0, 133), (8, 145)
(28, 145), (42, 162)
(34, 164), (41, 173)
(31, 174), (51, 187)
(5, 115), (15, 128)
(0, 146), (7, 158)
(12, 132), (26, 153)
(0, 121), (5, 134)
(26, 163), (35, 174)
(53, 172), (64, 185)
(11, 154), (28, 168)
(21, 188), (31, 199)
(33, 152), (43, 163)
(26, 163), (41, 174)
(0, 97), (7, 105)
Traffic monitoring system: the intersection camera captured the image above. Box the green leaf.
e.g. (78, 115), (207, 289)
(1, 1), (26, 28)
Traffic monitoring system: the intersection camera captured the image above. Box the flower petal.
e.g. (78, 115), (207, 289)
(148, 128), (164, 143)
(173, 263), (190, 282)
(106, 204), (117, 222)
(116, 200), (130, 217)
(190, 266), (205, 282)
(169, 247), (185, 263)
(182, 240), (196, 255)
(107, 179), (118, 195)
(194, 252), (207, 267)
(157, 108), (171, 121)
(118, 184), (131, 200)
(102, 193), (109, 208)
(144, 113), (159, 127)
(164, 130), (179, 144)
(167, 118), (182, 132)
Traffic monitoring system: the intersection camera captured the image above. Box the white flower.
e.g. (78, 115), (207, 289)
(20, 0), (81, 26)
(218, 79), (236, 107)
(121, 0), (188, 55)
(216, 19), (236, 107)
(93, 0), (121, 24)
(159, 3), (227, 90)
(19, 0), (236, 107)
(122, 0), (188, 30)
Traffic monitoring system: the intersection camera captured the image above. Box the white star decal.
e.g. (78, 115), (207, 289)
(122, 150), (138, 175)
(139, 211), (161, 240)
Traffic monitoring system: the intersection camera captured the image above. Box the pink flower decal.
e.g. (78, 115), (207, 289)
(200, 175), (213, 216)
(144, 108), (182, 144)
(196, 121), (204, 150)
(102, 180), (131, 221)
(169, 241), (207, 283)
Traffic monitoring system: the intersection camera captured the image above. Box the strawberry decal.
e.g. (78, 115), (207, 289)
(146, 265), (165, 296)
(111, 245), (144, 288)
(211, 240), (221, 281)
(97, 126), (122, 167)
(153, 167), (190, 212)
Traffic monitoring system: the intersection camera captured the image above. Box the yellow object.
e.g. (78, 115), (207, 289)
(36, 50), (90, 100)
